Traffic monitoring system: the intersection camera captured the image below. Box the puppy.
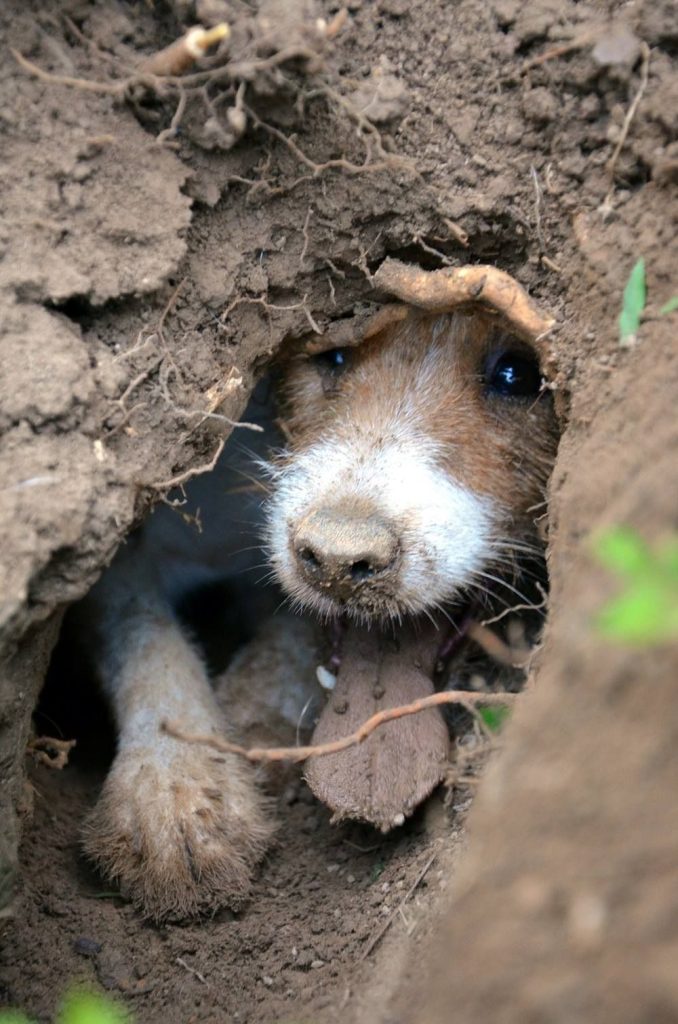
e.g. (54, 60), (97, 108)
(80, 307), (557, 919)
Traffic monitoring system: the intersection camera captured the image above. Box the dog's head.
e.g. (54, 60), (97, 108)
(264, 309), (558, 622)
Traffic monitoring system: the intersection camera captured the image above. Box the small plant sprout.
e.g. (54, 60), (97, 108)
(659, 295), (678, 316)
(618, 258), (646, 346)
(478, 705), (512, 733)
(594, 527), (678, 645)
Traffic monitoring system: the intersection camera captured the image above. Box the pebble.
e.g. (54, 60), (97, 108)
(73, 936), (102, 957)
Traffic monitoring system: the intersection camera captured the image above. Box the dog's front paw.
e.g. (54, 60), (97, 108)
(82, 740), (274, 920)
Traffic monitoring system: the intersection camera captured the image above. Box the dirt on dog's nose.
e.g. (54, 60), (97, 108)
(293, 507), (399, 598)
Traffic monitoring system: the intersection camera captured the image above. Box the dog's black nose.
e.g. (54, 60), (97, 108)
(293, 507), (399, 597)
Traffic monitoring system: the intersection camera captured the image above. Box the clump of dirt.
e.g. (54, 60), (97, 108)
(1, 0), (677, 1021)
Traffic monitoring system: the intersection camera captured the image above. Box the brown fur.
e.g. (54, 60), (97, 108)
(274, 309), (558, 617)
(284, 312), (556, 522)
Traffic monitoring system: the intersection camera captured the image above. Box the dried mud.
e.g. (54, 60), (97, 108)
(1, 0), (677, 1021)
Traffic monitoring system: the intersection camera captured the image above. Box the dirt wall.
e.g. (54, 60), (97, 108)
(392, 314), (678, 1024)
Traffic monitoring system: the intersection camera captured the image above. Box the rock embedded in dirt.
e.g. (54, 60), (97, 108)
(305, 624), (450, 831)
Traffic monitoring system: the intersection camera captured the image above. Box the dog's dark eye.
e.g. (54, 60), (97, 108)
(486, 351), (542, 398)
(313, 347), (350, 372)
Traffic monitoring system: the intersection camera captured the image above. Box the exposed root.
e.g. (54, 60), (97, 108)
(106, 280), (186, 434)
(10, 48), (127, 95)
(156, 87), (188, 146)
(140, 24), (230, 78)
(518, 29), (599, 74)
(441, 217), (470, 248)
(479, 585), (548, 626)
(303, 81), (412, 172)
(413, 234), (455, 267)
(244, 104), (403, 179)
(373, 258), (555, 343)
(163, 690), (518, 765)
(150, 437), (227, 495)
(172, 407), (264, 433)
(221, 293), (322, 335)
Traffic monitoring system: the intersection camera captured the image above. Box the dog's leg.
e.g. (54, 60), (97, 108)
(81, 539), (274, 920)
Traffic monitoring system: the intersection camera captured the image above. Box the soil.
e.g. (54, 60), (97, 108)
(1, 0), (677, 1021)
(3, 750), (464, 1024)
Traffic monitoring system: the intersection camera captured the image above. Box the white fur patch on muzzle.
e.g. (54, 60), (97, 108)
(264, 429), (498, 620)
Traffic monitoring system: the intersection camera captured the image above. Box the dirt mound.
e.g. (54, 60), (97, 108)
(1, 0), (677, 1021)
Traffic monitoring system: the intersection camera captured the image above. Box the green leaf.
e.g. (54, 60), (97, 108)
(593, 526), (648, 575)
(0, 1013), (34, 1024)
(478, 705), (511, 732)
(658, 537), (678, 576)
(598, 585), (670, 644)
(618, 258), (646, 345)
(59, 991), (129, 1024)
(659, 295), (678, 316)
(594, 527), (678, 646)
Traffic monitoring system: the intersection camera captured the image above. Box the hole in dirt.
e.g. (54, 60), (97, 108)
(45, 294), (96, 325)
(20, 306), (561, 1022)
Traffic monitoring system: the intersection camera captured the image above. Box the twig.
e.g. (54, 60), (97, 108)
(111, 280), (186, 421)
(225, 44), (318, 82)
(542, 255), (562, 274)
(309, 81), (403, 168)
(530, 164), (546, 257)
(603, 41), (651, 208)
(480, 585), (548, 627)
(11, 39), (320, 101)
(360, 850), (437, 961)
(518, 30), (598, 74)
(175, 957), (209, 986)
(163, 690), (518, 764)
(299, 207), (313, 267)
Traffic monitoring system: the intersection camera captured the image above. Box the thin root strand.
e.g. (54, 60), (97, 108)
(163, 690), (518, 764)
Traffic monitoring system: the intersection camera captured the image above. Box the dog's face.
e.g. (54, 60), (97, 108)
(264, 310), (558, 622)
